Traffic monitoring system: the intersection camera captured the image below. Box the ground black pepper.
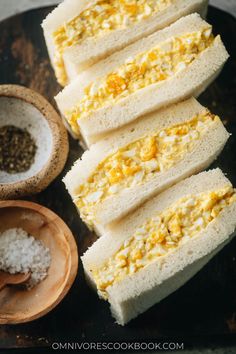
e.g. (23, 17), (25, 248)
(0, 125), (37, 174)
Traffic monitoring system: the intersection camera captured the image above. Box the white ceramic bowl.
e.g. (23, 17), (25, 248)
(0, 85), (69, 199)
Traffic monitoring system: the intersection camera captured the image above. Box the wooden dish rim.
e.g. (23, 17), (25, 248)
(0, 199), (78, 324)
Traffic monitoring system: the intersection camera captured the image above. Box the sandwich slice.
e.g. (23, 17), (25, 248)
(63, 98), (229, 235)
(82, 169), (236, 325)
(42, 0), (208, 86)
(55, 13), (229, 146)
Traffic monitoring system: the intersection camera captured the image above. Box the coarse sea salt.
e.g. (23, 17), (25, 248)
(0, 228), (51, 289)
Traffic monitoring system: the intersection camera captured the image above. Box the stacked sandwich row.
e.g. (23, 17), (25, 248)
(42, 0), (236, 325)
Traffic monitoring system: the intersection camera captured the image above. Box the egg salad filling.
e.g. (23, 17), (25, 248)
(75, 112), (219, 228)
(92, 186), (236, 297)
(65, 28), (214, 135)
(53, 0), (172, 85)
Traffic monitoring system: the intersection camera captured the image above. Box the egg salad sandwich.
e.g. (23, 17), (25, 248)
(42, 0), (208, 86)
(81, 169), (236, 325)
(55, 13), (229, 146)
(63, 98), (229, 235)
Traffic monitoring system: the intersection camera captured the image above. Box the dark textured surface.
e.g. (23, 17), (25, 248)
(0, 5), (236, 351)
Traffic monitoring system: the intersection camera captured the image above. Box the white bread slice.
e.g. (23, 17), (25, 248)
(42, 0), (208, 83)
(82, 169), (236, 325)
(55, 13), (229, 146)
(63, 98), (229, 235)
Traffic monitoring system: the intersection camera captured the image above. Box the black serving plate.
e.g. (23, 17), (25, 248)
(0, 5), (236, 352)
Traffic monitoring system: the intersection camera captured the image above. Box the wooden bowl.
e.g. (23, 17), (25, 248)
(0, 200), (78, 324)
(0, 85), (69, 199)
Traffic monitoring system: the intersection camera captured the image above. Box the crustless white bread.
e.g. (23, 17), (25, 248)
(42, 0), (208, 86)
(63, 98), (229, 235)
(82, 169), (236, 325)
(55, 14), (229, 146)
